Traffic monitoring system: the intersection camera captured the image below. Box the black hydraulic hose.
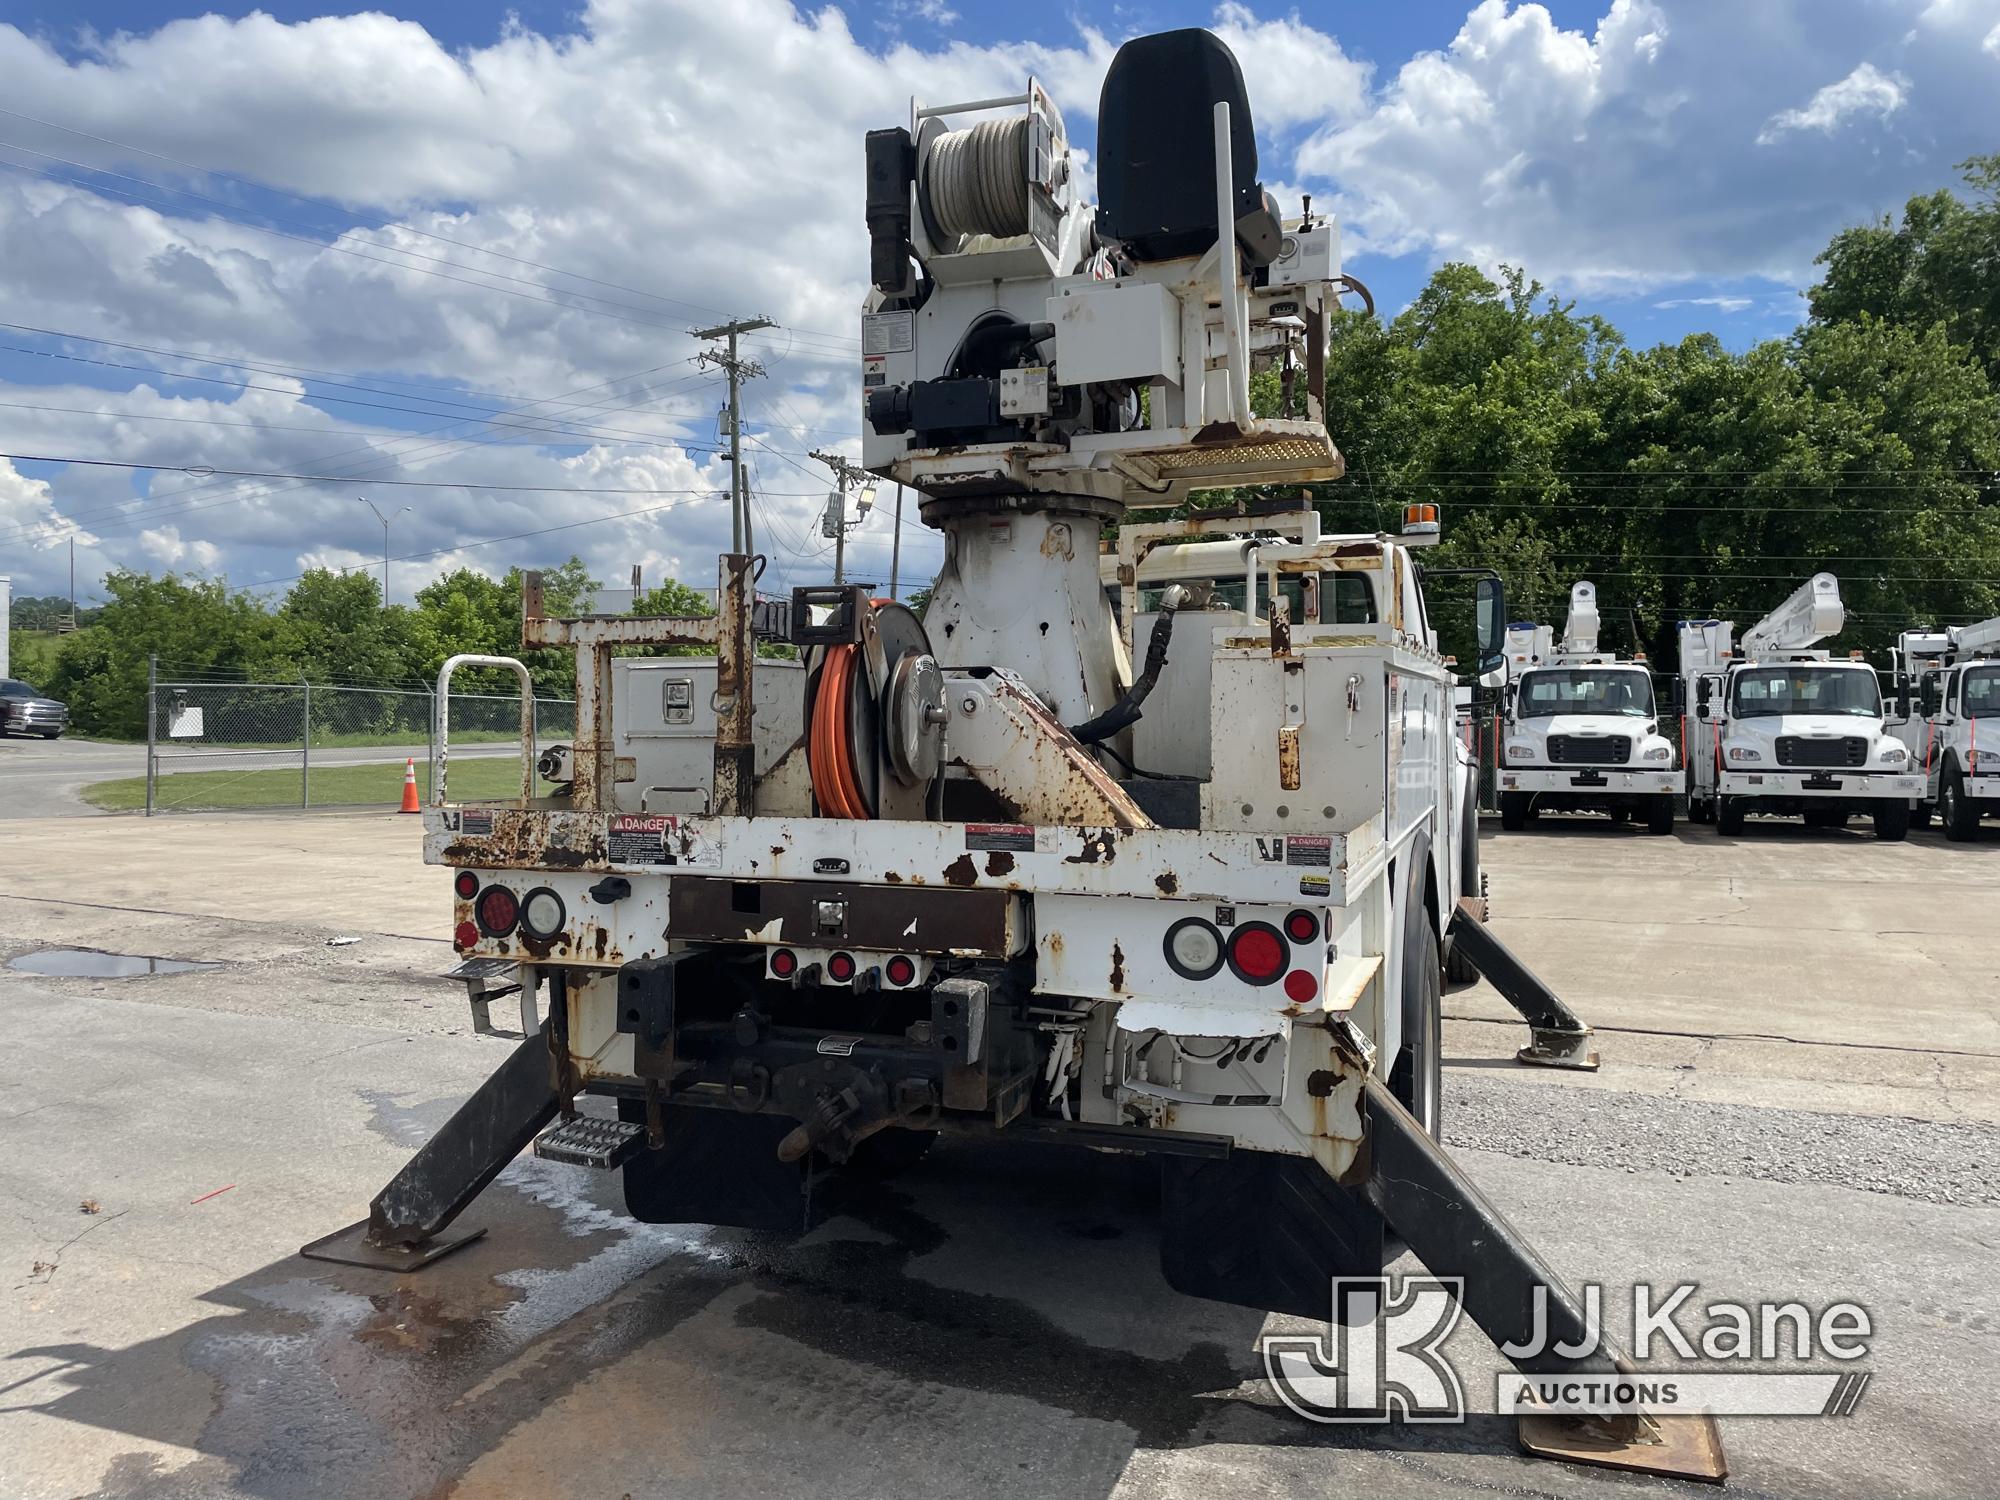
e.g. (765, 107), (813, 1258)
(1070, 586), (1186, 745)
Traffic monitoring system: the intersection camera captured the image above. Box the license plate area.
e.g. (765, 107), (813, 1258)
(1569, 771), (1608, 788)
(1804, 773), (1842, 790)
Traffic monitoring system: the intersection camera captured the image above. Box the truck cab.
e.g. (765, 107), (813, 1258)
(1683, 574), (1918, 839)
(1494, 582), (1678, 834)
(1890, 622), (2000, 839)
(1698, 655), (1915, 837)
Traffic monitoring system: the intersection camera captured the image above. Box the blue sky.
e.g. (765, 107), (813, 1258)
(0, 0), (1994, 606)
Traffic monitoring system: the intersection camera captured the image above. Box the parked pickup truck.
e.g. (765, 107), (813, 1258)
(0, 679), (69, 738)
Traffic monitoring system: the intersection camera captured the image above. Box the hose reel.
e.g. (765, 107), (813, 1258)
(805, 599), (945, 821)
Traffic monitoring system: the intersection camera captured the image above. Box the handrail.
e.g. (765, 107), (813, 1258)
(435, 654), (537, 805)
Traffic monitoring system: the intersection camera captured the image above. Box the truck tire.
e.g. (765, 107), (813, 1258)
(1389, 913), (1442, 1139)
(1940, 766), (1979, 842)
(1499, 791), (1530, 832)
(1445, 794), (1482, 985)
(1872, 798), (1910, 842)
(1646, 796), (1675, 835)
(1716, 796), (1745, 835)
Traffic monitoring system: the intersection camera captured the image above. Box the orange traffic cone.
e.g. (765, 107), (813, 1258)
(399, 757), (422, 814)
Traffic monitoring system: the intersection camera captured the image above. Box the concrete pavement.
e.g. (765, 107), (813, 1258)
(0, 814), (1994, 1498)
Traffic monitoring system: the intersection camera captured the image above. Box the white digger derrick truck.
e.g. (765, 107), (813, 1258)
(1890, 615), (2000, 839)
(1683, 573), (1919, 839)
(303, 29), (1723, 1483)
(1497, 581), (1678, 834)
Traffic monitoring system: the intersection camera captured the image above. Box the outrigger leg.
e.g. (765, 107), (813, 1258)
(299, 1030), (561, 1270)
(1446, 897), (1600, 1070)
(1363, 1075), (1727, 1482)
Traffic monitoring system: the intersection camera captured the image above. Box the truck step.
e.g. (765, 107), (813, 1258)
(532, 1115), (647, 1170)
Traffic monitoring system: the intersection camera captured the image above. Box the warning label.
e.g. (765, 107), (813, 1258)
(966, 822), (1034, 853)
(1286, 835), (1332, 868)
(455, 808), (494, 837)
(608, 813), (672, 866)
(1298, 874), (1331, 897)
(862, 311), (914, 355)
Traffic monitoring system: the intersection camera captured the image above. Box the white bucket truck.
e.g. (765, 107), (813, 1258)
(1889, 616), (2000, 839)
(1683, 573), (1919, 839)
(1496, 582), (1678, 834)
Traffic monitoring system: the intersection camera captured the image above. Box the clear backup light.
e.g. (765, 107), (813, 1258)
(520, 887), (566, 940)
(1162, 917), (1224, 981)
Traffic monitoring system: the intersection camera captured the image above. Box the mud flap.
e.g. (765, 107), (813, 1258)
(300, 1030), (561, 1270)
(1158, 1149), (1384, 1319)
(1444, 898), (1599, 1070)
(1361, 1075), (1727, 1483)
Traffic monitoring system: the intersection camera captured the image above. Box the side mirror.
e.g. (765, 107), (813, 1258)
(1696, 704), (1711, 721)
(1474, 576), (1505, 674)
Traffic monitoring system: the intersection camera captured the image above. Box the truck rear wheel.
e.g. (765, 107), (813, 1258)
(1940, 766), (1979, 841)
(1499, 791), (1530, 831)
(1716, 796), (1745, 835)
(1646, 797), (1674, 835)
(1445, 793), (1482, 985)
(1389, 914), (1442, 1139)
(1872, 798), (1911, 841)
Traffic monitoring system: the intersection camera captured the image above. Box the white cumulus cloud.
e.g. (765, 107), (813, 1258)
(1756, 62), (1908, 143)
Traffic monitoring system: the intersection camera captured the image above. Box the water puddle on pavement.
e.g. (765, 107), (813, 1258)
(7, 947), (223, 978)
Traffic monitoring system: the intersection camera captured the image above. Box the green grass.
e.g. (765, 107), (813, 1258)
(83, 755), (534, 812)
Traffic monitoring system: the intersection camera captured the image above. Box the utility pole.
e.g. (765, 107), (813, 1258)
(693, 317), (775, 556)
(357, 496), (410, 608)
(812, 450), (877, 586)
(889, 483), (905, 599)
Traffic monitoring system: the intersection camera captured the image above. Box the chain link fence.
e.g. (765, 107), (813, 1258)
(143, 664), (574, 814)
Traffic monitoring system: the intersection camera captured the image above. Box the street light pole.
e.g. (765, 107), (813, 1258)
(357, 496), (411, 607)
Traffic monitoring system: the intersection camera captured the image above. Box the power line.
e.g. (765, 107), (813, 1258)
(0, 341), (720, 449)
(0, 362), (724, 545)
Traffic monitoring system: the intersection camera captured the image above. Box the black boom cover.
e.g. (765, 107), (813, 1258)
(1095, 29), (1266, 264)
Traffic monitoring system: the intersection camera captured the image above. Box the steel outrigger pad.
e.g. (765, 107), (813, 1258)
(1446, 898), (1600, 1071)
(1362, 1075), (1726, 1483)
(300, 1030), (560, 1271)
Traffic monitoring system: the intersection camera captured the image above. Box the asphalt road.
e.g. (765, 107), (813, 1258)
(0, 735), (516, 819)
(1, 813), (1995, 1499)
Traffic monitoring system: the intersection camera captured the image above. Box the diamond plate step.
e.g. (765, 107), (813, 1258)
(532, 1115), (647, 1170)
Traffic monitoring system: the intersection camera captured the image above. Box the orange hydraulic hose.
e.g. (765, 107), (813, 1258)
(809, 644), (871, 819)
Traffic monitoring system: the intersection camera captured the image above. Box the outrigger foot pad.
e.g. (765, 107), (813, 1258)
(299, 1220), (488, 1271)
(298, 1030), (560, 1272)
(1445, 899), (1600, 1071)
(1362, 1075), (1726, 1484)
(1519, 1409), (1728, 1485)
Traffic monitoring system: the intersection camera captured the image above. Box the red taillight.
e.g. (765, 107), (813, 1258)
(475, 885), (519, 937)
(1283, 969), (1319, 1004)
(453, 870), (479, 901)
(770, 948), (798, 979)
(827, 951), (857, 983)
(885, 954), (916, 987)
(453, 920), (479, 951)
(1284, 908), (1320, 943)
(1226, 923), (1287, 985)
